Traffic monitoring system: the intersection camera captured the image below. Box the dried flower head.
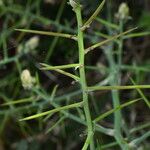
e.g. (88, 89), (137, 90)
(21, 69), (35, 90)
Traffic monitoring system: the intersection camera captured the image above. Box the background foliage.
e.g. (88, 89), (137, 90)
(0, 0), (150, 149)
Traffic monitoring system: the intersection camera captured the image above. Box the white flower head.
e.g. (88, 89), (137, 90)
(25, 36), (39, 50)
(117, 3), (129, 20)
(21, 69), (35, 90)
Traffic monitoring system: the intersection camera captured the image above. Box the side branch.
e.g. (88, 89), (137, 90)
(85, 27), (137, 54)
(20, 101), (83, 121)
(40, 63), (80, 70)
(93, 98), (141, 123)
(81, 0), (106, 31)
(15, 29), (77, 41)
(87, 85), (150, 92)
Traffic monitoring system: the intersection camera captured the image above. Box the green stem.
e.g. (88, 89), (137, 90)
(85, 27), (137, 54)
(107, 45), (129, 150)
(82, 131), (94, 150)
(15, 29), (77, 40)
(81, 0), (106, 31)
(93, 98), (141, 123)
(74, 4), (94, 150)
(40, 63), (80, 70)
(129, 131), (150, 147)
(105, 2), (129, 148)
(87, 85), (150, 91)
(19, 101), (83, 121)
(118, 19), (124, 84)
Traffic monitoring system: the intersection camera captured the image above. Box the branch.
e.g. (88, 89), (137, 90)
(81, 0), (106, 31)
(93, 98), (141, 123)
(87, 85), (150, 92)
(82, 131), (94, 150)
(19, 101), (83, 121)
(15, 29), (77, 41)
(40, 63), (80, 70)
(85, 27), (137, 54)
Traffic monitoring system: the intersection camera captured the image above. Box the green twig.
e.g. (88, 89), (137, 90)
(82, 131), (94, 150)
(129, 131), (150, 148)
(93, 98), (141, 123)
(73, 1), (94, 149)
(54, 69), (80, 81)
(1, 97), (35, 106)
(81, 0), (106, 31)
(19, 101), (83, 121)
(87, 85), (150, 91)
(129, 77), (150, 109)
(96, 17), (119, 30)
(45, 116), (66, 134)
(40, 63), (80, 70)
(85, 27), (137, 54)
(40, 63), (80, 81)
(15, 29), (77, 40)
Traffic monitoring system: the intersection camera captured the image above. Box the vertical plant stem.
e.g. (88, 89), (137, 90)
(74, 4), (94, 150)
(105, 46), (126, 148)
(118, 19), (124, 84)
(105, 1), (129, 149)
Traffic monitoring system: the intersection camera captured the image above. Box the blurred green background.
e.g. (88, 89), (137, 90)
(0, 0), (150, 149)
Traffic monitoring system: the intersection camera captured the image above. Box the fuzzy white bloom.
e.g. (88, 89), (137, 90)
(21, 69), (35, 90)
(117, 3), (129, 20)
(25, 36), (39, 50)
(17, 36), (39, 54)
